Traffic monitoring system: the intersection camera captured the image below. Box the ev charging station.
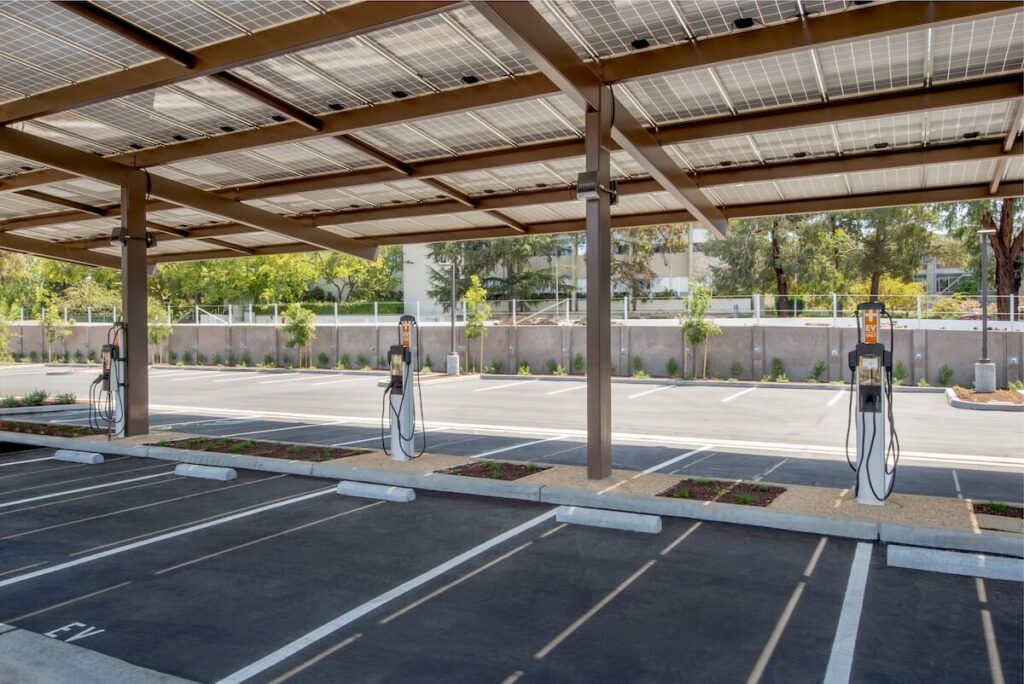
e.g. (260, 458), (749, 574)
(846, 301), (900, 506)
(88, 322), (128, 439)
(384, 314), (425, 461)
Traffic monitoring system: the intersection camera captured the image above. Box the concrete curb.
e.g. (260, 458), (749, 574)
(944, 387), (1024, 412)
(0, 430), (1019, 557)
(337, 481), (415, 502)
(54, 449), (103, 465)
(476, 374), (943, 393)
(557, 506), (662, 533)
(174, 464), (237, 481)
(0, 403), (87, 416)
(886, 545), (1024, 582)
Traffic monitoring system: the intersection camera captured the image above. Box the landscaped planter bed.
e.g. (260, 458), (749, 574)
(0, 420), (101, 438)
(159, 437), (363, 462)
(953, 387), (1024, 405)
(657, 478), (785, 506)
(442, 460), (548, 481)
(973, 502), (1023, 519)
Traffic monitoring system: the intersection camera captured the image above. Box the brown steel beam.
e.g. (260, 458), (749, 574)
(143, 182), (1024, 263)
(335, 134), (413, 175)
(990, 100), (1023, 193)
(210, 73), (324, 132)
(15, 189), (108, 216)
(11, 138), (1019, 245)
(473, 0), (725, 235)
(0, 1), (459, 124)
(0, 232), (119, 268)
(55, 1), (196, 68)
(0, 126), (375, 259)
(120, 170), (149, 436)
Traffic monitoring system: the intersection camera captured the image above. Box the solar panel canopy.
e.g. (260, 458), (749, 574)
(0, 0), (1020, 266)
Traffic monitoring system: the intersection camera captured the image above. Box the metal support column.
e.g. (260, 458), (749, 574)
(121, 170), (149, 436)
(585, 86), (612, 480)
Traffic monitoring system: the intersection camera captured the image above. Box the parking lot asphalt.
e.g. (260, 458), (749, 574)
(0, 447), (1020, 684)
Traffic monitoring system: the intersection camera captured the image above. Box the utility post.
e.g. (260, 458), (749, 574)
(975, 228), (997, 392)
(438, 261), (459, 376)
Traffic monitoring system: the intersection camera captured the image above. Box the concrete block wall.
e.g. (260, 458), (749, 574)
(6, 323), (1023, 387)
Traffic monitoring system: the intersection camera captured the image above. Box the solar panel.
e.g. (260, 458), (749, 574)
(931, 14), (1024, 83)
(927, 101), (1015, 144)
(818, 30), (927, 97)
(775, 175), (848, 200)
(923, 159), (999, 187)
(624, 70), (732, 124)
(93, 1), (243, 50)
(714, 52), (820, 112)
(754, 125), (838, 161)
(845, 167), (920, 194)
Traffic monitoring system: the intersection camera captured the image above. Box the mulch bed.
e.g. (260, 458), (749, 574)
(973, 502), (1024, 519)
(159, 437), (363, 462)
(953, 387), (1024, 404)
(657, 478), (786, 506)
(0, 420), (101, 438)
(442, 460), (548, 481)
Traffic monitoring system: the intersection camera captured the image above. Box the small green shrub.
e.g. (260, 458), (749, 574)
(770, 357), (785, 381)
(54, 392), (76, 405)
(552, 365), (568, 376)
(73, 350), (84, 363)
(168, 351), (178, 364)
(775, 373), (789, 383)
(937, 364), (954, 387)
(288, 444), (305, 454)
(29, 351), (39, 362)
(546, 359), (559, 374)
(241, 353), (252, 367)
(339, 353), (351, 370)
(517, 362), (531, 376)
(87, 349), (97, 363)
(985, 502), (1010, 514)
(729, 361), (743, 380)
(282, 354), (293, 368)
(631, 355), (644, 375)
(760, 374), (772, 382)
(316, 352), (330, 368)
(809, 360), (826, 382)
(356, 354), (369, 369)
(734, 494), (754, 506)
(1, 395), (19, 408)
(21, 389), (48, 406)
(487, 360), (504, 374)
(262, 354), (275, 367)
(673, 489), (691, 499)
(424, 355), (434, 370)
(196, 352), (208, 365)
(893, 361), (908, 386)
(666, 357), (679, 378)
(61, 349), (70, 364)
(212, 353), (223, 366)
(377, 357), (386, 369)
(1009, 380), (1024, 391)
(485, 460), (502, 479)
(916, 378), (931, 387)
(572, 352), (585, 373)
(182, 350), (194, 365)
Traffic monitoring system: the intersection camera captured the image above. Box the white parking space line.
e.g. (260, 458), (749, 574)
(823, 542), (872, 684)
(0, 472), (173, 509)
(0, 488), (334, 590)
(638, 445), (715, 476)
(472, 435), (570, 459)
(224, 419), (347, 439)
(168, 371), (223, 382)
(627, 385), (673, 400)
(474, 380), (539, 393)
(216, 508), (558, 684)
(310, 377), (372, 387)
(152, 415), (264, 430)
(721, 387), (757, 403)
(149, 371), (185, 378)
(212, 374), (274, 383)
(259, 374), (313, 385)
(546, 384), (585, 396)
(827, 389), (849, 407)
(0, 456), (53, 467)
(331, 435), (386, 447)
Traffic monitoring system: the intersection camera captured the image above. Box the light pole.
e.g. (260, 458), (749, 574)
(976, 228), (996, 392)
(437, 261), (459, 375)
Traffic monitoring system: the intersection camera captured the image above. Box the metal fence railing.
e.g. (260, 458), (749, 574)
(10, 293), (1021, 327)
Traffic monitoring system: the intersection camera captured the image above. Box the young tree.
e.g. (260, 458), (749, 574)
(681, 284), (721, 378)
(311, 247), (401, 302)
(147, 299), (173, 364)
(463, 275), (491, 373)
(0, 308), (10, 362)
(40, 306), (74, 362)
(280, 303), (316, 367)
